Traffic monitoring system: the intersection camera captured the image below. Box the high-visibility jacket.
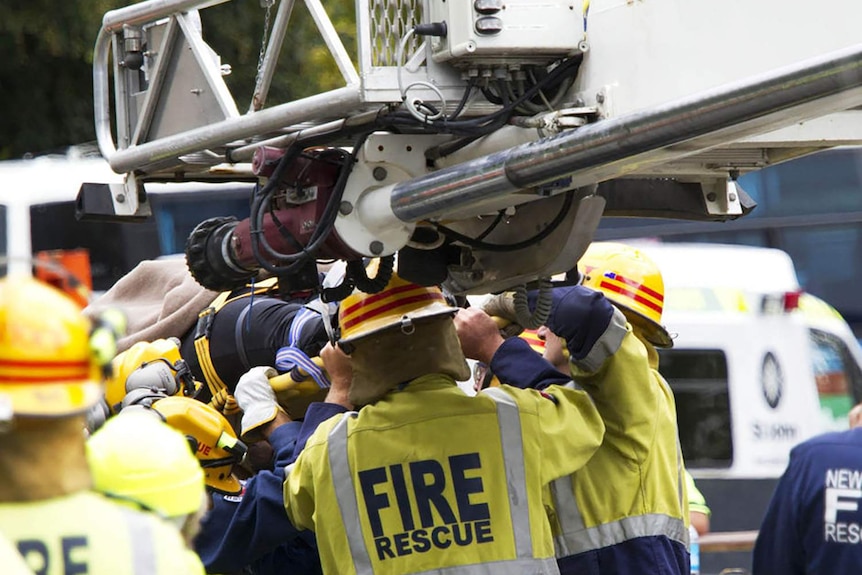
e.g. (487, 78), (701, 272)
(490, 295), (689, 575)
(283, 374), (605, 575)
(552, 309), (688, 574)
(0, 491), (204, 575)
(0, 534), (33, 575)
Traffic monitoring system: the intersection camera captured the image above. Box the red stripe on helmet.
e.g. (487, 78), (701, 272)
(605, 272), (663, 302)
(599, 280), (663, 314)
(0, 358), (89, 369)
(340, 292), (446, 332)
(0, 359), (91, 383)
(340, 283), (424, 318)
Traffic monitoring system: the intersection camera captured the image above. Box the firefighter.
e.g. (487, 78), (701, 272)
(86, 409), (209, 548)
(472, 242), (690, 575)
(0, 274), (204, 575)
(237, 271), (606, 575)
(192, 340), (353, 575)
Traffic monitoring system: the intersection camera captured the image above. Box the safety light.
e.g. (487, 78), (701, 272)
(761, 290), (803, 314)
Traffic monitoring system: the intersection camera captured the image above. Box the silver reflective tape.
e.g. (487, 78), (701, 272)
(550, 475), (584, 557)
(120, 507), (157, 575)
(482, 387), (532, 559)
(556, 513), (688, 555)
(328, 412), (373, 574)
(404, 555), (560, 575)
(576, 307), (628, 373)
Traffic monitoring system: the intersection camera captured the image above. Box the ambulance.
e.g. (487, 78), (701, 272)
(631, 241), (862, 569)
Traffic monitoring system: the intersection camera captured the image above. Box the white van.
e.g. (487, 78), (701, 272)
(0, 151), (254, 297)
(630, 241), (862, 571)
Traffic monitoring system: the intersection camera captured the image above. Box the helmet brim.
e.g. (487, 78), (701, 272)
(338, 302), (458, 344)
(0, 381), (103, 417)
(626, 312), (674, 349)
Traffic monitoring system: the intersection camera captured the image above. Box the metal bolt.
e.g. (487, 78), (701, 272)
(372, 167), (388, 181)
(369, 241), (384, 255)
(728, 192), (738, 202)
(116, 193), (126, 203)
(706, 192), (717, 202)
(596, 92), (605, 104)
(339, 201), (354, 215)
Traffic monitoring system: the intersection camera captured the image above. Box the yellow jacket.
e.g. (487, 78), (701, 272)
(284, 374), (605, 575)
(0, 491), (204, 575)
(549, 309), (689, 560)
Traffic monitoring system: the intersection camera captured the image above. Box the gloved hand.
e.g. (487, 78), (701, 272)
(527, 285), (613, 347)
(480, 292), (524, 337)
(234, 366), (284, 441)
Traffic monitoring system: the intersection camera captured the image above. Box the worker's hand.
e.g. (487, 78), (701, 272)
(320, 342), (353, 410)
(234, 366), (286, 441)
(528, 285), (610, 345)
(454, 307), (506, 365)
(480, 292), (523, 336)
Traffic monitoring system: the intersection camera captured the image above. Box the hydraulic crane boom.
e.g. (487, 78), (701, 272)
(81, 0), (862, 296)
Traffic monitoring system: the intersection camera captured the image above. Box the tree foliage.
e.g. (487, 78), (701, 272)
(0, 0), (354, 160)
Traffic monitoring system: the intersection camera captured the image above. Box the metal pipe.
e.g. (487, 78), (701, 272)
(102, 0), (229, 33)
(105, 85), (363, 174)
(93, 28), (116, 159)
(390, 42), (862, 223)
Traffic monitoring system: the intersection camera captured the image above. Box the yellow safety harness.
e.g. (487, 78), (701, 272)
(193, 278), (280, 414)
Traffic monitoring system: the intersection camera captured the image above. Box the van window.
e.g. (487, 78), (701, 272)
(30, 201), (161, 291)
(27, 186), (252, 291)
(659, 348), (734, 468)
(809, 328), (862, 423)
(148, 190), (250, 256)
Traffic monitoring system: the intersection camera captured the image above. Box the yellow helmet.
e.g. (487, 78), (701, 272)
(338, 272), (458, 344)
(105, 338), (198, 414)
(577, 242), (673, 348)
(0, 275), (103, 417)
(86, 409), (206, 518)
(519, 328), (546, 354)
(150, 396), (247, 495)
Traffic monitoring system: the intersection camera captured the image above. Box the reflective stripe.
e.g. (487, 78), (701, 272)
(119, 507), (157, 575)
(328, 412), (374, 575)
(553, 494), (689, 556)
(481, 386), (532, 559)
(576, 308), (627, 373)
(401, 556), (559, 575)
(550, 477), (583, 557)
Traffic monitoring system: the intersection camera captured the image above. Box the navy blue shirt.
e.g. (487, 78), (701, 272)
(754, 427), (862, 575)
(194, 403), (347, 574)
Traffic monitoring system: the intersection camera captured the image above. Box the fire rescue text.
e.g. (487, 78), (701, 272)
(359, 452), (494, 560)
